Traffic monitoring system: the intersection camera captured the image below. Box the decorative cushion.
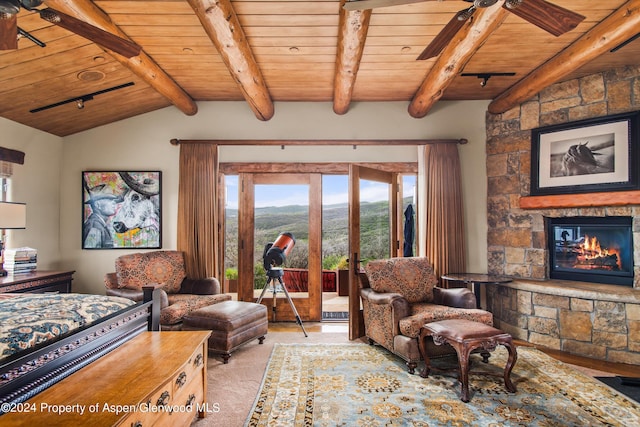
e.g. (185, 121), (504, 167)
(398, 303), (493, 338)
(115, 251), (186, 293)
(365, 257), (438, 303)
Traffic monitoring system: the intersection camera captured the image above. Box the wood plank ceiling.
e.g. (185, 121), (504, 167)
(0, 0), (638, 136)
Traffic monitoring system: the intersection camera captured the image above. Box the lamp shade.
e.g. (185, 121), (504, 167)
(0, 201), (26, 229)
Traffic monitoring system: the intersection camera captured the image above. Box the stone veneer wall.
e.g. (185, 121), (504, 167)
(484, 65), (640, 365)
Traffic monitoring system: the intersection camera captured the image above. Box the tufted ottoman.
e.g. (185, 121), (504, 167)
(182, 301), (268, 363)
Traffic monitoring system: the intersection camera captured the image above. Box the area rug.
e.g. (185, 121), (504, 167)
(245, 343), (640, 426)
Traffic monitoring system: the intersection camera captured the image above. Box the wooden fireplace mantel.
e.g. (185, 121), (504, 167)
(519, 190), (640, 209)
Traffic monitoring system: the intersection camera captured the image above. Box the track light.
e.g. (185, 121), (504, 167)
(461, 72), (516, 88)
(30, 82), (134, 113)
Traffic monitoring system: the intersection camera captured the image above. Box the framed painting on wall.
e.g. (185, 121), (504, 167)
(82, 171), (162, 249)
(530, 111), (640, 196)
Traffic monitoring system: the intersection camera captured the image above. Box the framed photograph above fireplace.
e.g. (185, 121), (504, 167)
(530, 111), (640, 195)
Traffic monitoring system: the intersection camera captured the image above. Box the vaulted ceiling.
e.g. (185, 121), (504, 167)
(0, 0), (638, 137)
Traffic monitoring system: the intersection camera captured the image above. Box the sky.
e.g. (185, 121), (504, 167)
(225, 175), (415, 209)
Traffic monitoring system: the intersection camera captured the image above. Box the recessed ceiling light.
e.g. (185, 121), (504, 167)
(77, 70), (105, 82)
(289, 47), (299, 53)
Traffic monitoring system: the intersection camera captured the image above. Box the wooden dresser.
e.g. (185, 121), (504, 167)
(1, 331), (211, 426)
(0, 270), (74, 293)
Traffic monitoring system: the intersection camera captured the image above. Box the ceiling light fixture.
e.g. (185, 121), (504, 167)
(461, 72), (516, 87)
(30, 82), (135, 113)
(17, 27), (46, 47)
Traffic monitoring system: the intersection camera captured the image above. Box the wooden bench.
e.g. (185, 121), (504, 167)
(418, 319), (517, 402)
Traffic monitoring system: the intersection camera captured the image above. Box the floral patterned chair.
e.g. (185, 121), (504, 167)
(104, 251), (231, 330)
(360, 257), (493, 373)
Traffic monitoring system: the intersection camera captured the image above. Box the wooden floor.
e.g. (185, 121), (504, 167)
(269, 322), (639, 378)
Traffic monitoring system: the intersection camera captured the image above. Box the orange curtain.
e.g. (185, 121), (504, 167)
(177, 143), (220, 280)
(417, 143), (466, 284)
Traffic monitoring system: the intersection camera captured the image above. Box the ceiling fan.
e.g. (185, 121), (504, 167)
(0, 0), (141, 57)
(344, 0), (585, 60)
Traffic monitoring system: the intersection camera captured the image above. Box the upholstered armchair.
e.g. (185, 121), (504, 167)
(360, 257), (493, 374)
(105, 250), (231, 330)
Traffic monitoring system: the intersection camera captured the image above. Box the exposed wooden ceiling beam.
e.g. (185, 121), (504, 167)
(333, 4), (372, 115)
(44, 0), (197, 116)
(187, 0), (274, 121)
(489, 0), (640, 114)
(408, 5), (510, 118)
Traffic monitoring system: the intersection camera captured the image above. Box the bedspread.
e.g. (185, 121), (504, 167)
(0, 293), (135, 360)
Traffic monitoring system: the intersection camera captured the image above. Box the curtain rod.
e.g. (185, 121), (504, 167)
(170, 138), (467, 146)
(0, 147), (25, 165)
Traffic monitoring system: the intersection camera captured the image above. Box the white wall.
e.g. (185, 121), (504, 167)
(7, 100), (489, 293)
(0, 117), (63, 270)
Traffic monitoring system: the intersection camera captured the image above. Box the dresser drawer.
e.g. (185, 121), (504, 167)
(161, 373), (206, 427)
(118, 383), (173, 427)
(172, 343), (206, 396)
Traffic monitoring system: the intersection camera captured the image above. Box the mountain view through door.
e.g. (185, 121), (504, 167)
(224, 174), (416, 321)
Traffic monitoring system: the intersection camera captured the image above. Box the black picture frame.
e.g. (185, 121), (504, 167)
(530, 111), (640, 196)
(82, 171), (162, 249)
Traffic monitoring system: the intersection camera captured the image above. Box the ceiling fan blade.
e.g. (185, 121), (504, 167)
(503, 0), (585, 37)
(39, 8), (141, 58)
(0, 13), (18, 50)
(343, 0), (431, 11)
(417, 8), (471, 60)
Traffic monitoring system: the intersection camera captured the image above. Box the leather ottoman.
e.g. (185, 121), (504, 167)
(182, 301), (268, 363)
(418, 319), (517, 402)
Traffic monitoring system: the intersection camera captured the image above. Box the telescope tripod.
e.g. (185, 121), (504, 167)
(256, 267), (308, 337)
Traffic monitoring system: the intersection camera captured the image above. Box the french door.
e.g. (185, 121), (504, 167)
(348, 165), (399, 339)
(237, 173), (323, 321)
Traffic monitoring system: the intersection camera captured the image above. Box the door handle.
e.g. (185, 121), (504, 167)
(351, 252), (360, 273)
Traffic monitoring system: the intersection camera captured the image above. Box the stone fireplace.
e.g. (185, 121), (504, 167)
(484, 65), (640, 365)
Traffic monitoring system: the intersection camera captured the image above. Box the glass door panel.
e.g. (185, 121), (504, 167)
(348, 166), (398, 339)
(238, 173), (322, 322)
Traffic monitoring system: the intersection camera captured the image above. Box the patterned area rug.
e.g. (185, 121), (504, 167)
(245, 343), (640, 426)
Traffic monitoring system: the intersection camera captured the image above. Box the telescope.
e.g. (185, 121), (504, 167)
(256, 232), (307, 337)
(263, 232), (296, 271)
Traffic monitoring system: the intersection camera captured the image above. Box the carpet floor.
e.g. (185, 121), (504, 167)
(191, 328), (354, 427)
(244, 343), (640, 426)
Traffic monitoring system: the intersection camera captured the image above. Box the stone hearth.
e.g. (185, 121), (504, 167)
(486, 280), (640, 365)
(485, 66), (640, 364)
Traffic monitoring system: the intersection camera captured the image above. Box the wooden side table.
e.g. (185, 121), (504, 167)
(441, 273), (511, 308)
(419, 319), (518, 402)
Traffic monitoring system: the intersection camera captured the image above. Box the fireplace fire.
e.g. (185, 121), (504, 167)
(547, 216), (633, 286)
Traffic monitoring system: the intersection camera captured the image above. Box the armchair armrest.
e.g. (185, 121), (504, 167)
(104, 272), (119, 290)
(106, 287), (144, 302)
(107, 285), (169, 309)
(179, 277), (221, 295)
(360, 288), (411, 347)
(433, 287), (477, 309)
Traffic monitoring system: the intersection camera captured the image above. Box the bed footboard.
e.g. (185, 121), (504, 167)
(0, 288), (162, 411)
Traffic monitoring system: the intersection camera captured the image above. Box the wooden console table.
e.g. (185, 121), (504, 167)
(1, 331), (211, 426)
(0, 270), (74, 294)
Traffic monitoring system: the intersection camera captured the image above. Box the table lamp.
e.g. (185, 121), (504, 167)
(0, 201), (27, 277)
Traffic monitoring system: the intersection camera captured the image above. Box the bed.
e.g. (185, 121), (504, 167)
(0, 287), (160, 412)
